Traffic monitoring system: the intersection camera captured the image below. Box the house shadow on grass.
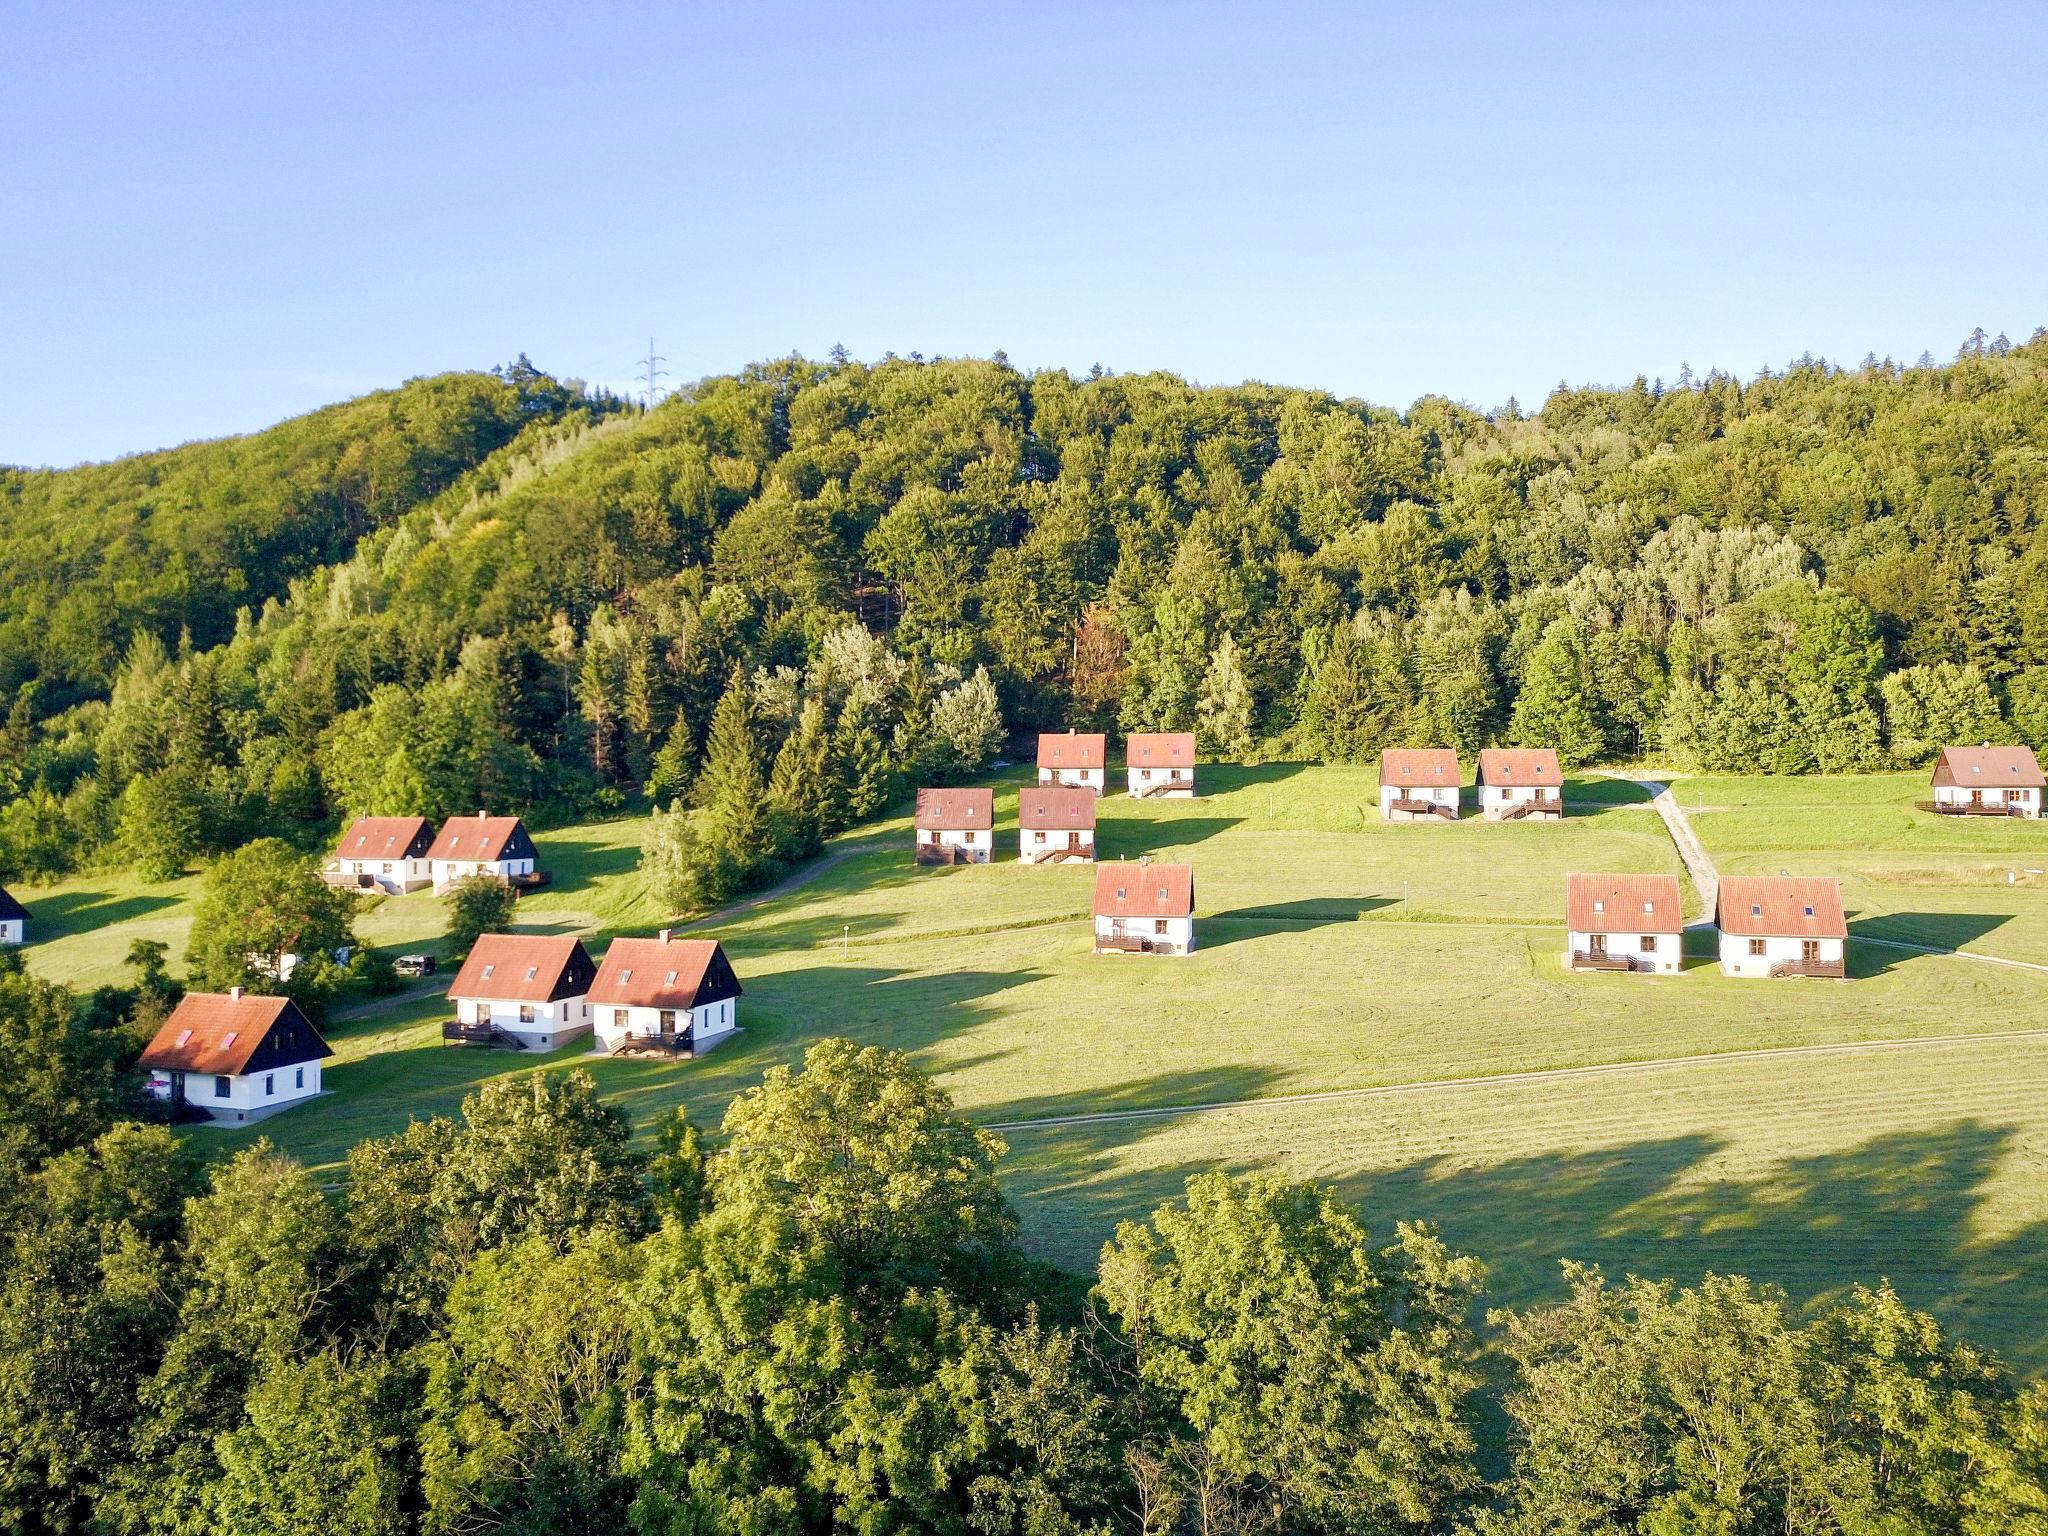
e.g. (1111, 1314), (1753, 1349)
(27, 887), (182, 936)
(1200, 897), (1397, 949)
(532, 835), (641, 898)
(1561, 776), (1656, 817)
(1095, 817), (1245, 861)
(1850, 910), (2014, 956)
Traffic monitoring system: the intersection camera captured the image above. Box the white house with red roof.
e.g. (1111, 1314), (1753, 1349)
(427, 813), (541, 892)
(588, 930), (743, 1056)
(914, 788), (994, 865)
(1565, 873), (1683, 974)
(446, 934), (598, 1050)
(1378, 749), (1461, 821)
(137, 988), (333, 1123)
(1715, 876), (1848, 978)
(1478, 749), (1564, 820)
(1038, 731), (1107, 791)
(1093, 860), (1196, 955)
(1126, 732), (1197, 798)
(1927, 745), (2044, 818)
(0, 886), (26, 947)
(331, 815), (436, 893)
(1019, 786), (1097, 864)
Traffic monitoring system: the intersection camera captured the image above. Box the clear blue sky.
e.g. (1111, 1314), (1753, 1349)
(5, 1), (2044, 467)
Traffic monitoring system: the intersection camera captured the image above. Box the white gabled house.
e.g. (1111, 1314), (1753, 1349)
(137, 988), (333, 1123)
(1565, 873), (1683, 974)
(1715, 876), (1848, 979)
(1093, 860), (1196, 955)
(1927, 745), (2044, 818)
(915, 787), (994, 865)
(1126, 732), (1197, 798)
(331, 816), (436, 893)
(1478, 749), (1564, 820)
(1019, 786), (1097, 864)
(1038, 731), (1107, 791)
(0, 886), (26, 946)
(445, 933), (598, 1050)
(1379, 749), (1462, 821)
(588, 930), (743, 1057)
(427, 813), (542, 893)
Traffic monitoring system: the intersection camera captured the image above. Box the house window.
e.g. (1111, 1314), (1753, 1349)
(519, 1005), (536, 1024)
(264, 1074), (275, 1096)
(1640, 935), (1658, 952)
(1592, 900), (1605, 913)
(611, 1008), (626, 1027)
(295, 1067), (304, 1089)
(1803, 905), (1814, 918)
(213, 1075), (231, 1099)
(1748, 938), (1766, 957)
(1154, 919), (1169, 935)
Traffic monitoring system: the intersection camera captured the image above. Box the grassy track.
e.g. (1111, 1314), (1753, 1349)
(17, 762), (2048, 1367)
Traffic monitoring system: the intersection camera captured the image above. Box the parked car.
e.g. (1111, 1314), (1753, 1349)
(394, 953), (437, 978)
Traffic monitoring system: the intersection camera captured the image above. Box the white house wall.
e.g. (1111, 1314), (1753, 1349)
(1127, 767), (1195, 797)
(148, 1060), (324, 1122)
(1565, 928), (1681, 974)
(594, 997), (738, 1052)
(455, 994), (593, 1049)
(1379, 785), (1459, 818)
(0, 919), (21, 946)
(1094, 914), (1196, 954)
(1718, 933), (1846, 977)
(1040, 768), (1105, 791)
(1934, 784), (2038, 816)
(336, 857), (432, 893)
(1021, 828), (1095, 860)
(918, 828), (991, 861)
(432, 856), (537, 891)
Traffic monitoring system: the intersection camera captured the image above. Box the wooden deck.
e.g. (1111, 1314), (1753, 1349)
(1769, 958), (1849, 979)
(1916, 799), (2028, 818)
(1388, 797), (1457, 820)
(1570, 950), (1639, 973)
(441, 1021), (529, 1048)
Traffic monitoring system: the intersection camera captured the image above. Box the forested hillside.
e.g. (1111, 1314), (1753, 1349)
(4, 332), (2047, 885)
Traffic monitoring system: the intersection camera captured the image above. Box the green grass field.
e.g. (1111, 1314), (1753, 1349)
(18, 763), (2048, 1369)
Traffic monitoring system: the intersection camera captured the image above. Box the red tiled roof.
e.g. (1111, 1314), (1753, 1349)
(449, 934), (596, 1004)
(1566, 873), (1683, 935)
(914, 788), (994, 831)
(1379, 749), (1461, 789)
(1931, 746), (2045, 790)
(427, 814), (530, 863)
(1715, 877), (1847, 939)
(137, 992), (332, 1076)
(335, 816), (434, 861)
(1478, 748), (1562, 788)
(588, 934), (741, 1010)
(1127, 733), (1196, 770)
(1038, 732), (1107, 770)
(1019, 786), (1098, 831)
(1093, 862), (1195, 919)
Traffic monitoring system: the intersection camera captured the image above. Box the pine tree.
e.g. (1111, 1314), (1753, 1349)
(622, 631), (659, 786)
(768, 696), (834, 856)
(646, 715), (695, 804)
(698, 670), (772, 871)
(833, 693), (896, 822)
(1194, 630), (1255, 761)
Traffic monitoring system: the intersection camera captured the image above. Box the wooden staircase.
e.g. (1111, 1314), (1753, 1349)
(442, 1022), (530, 1049)
(1389, 797), (1457, 820)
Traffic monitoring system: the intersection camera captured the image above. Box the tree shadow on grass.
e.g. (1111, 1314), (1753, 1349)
(25, 887), (182, 936)
(1001, 1106), (2048, 1378)
(1563, 776), (1657, 816)
(1196, 762), (1311, 794)
(1201, 897), (1397, 950)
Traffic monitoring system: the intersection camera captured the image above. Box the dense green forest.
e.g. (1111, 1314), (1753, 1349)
(1, 964), (2043, 1536)
(4, 331), (2048, 891)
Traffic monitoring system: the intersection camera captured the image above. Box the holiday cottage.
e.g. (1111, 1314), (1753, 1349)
(1715, 876), (1848, 979)
(1019, 786), (1097, 864)
(589, 931), (742, 1056)
(1477, 749), (1565, 820)
(1565, 873), (1683, 974)
(445, 934), (598, 1050)
(1038, 731), (1108, 791)
(1093, 860), (1196, 955)
(427, 813), (542, 892)
(0, 886), (25, 946)
(1926, 745), (2044, 818)
(914, 787), (995, 864)
(331, 815), (436, 893)
(137, 988), (333, 1123)
(1378, 749), (1462, 821)
(1126, 732), (1197, 798)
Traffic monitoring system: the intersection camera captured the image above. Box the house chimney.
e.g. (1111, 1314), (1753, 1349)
(658, 928), (672, 943)
(230, 985), (243, 1001)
